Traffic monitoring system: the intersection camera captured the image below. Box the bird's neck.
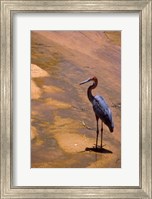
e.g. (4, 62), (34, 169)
(87, 83), (97, 103)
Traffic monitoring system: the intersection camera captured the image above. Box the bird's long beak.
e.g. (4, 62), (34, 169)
(80, 78), (91, 85)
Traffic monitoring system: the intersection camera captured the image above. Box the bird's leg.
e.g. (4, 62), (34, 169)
(95, 115), (99, 149)
(101, 121), (103, 149)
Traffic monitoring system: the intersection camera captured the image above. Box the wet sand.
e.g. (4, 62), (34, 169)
(31, 31), (121, 168)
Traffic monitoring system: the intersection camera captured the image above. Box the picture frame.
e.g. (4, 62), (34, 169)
(0, 0), (151, 198)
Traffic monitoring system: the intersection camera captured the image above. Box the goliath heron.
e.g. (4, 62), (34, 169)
(80, 76), (114, 149)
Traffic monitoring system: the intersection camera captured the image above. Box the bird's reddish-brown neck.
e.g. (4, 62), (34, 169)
(87, 79), (98, 102)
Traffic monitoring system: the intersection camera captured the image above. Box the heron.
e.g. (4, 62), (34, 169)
(80, 76), (114, 149)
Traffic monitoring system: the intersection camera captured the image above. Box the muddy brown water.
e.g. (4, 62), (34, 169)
(31, 31), (121, 168)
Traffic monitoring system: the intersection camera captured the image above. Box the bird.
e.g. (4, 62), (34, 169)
(80, 76), (114, 149)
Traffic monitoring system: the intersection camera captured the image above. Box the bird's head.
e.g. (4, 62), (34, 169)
(80, 76), (98, 85)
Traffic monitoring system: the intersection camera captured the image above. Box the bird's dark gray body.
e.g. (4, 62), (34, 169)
(92, 95), (114, 132)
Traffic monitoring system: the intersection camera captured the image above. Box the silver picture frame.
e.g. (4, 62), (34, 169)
(0, 0), (151, 198)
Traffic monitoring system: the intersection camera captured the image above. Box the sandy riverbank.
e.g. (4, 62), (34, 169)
(31, 31), (121, 168)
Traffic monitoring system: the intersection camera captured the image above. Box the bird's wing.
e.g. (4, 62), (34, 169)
(93, 95), (113, 124)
